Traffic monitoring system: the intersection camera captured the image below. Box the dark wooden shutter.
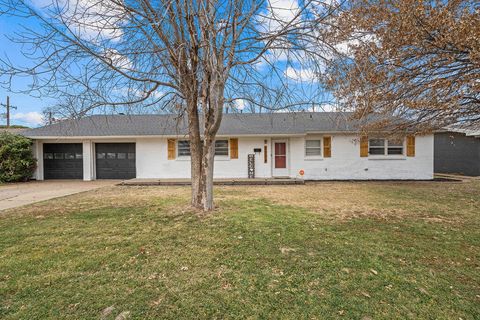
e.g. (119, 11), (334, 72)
(230, 138), (238, 159)
(323, 136), (331, 158)
(407, 135), (415, 157)
(167, 139), (176, 160)
(360, 136), (369, 157)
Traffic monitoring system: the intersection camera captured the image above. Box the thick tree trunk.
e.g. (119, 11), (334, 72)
(202, 139), (215, 211)
(190, 145), (204, 209)
(188, 65), (225, 212)
(186, 96), (204, 209)
(190, 138), (215, 211)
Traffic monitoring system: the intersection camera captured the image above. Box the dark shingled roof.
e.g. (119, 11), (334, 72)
(22, 112), (361, 137)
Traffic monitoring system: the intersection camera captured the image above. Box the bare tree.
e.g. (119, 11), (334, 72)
(325, 0), (480, 133)
(0, 0), (338, 211)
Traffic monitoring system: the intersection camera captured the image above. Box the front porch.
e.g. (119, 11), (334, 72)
(120, 177), (304, 186)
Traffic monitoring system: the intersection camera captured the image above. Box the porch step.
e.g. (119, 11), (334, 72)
(120, 178), (305, 186)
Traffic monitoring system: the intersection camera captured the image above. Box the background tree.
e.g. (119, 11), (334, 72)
(326, 0), (480, 132)
(0, 0), (339, 211)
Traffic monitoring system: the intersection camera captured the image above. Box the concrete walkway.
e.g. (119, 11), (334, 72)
(0, 180), (117, 211)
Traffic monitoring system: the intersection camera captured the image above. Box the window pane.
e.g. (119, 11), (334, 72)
(54, 153), (64, 159)
(178, 140), (190, 148)
(369, 147), (385, 155)
(369, 139), (385, 147)
(127, 153), (135, 159)
(215, 140), (229, 156)
(305, 140), (321, 156)
(215, 148), (229, 156)
(306, 140), (321, 148)
(388, 139), (403, 147)
(107, 153), (116, 159)
(306, 148), (321, 156)
(75, 153), (83, 159)
(178, 140), (191, 156)
(178, 150), (190, 156)
(96, 153), (106, 159)
(215, 140), (228, 148)
(64, 153), (75, 160)
(388, 147), (403, 155)
(117, 153), (127, 159)
(44, 153), (53, 160)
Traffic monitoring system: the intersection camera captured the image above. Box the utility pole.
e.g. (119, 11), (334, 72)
(1, 96), (18, 128)
(6, 96), (10, 127)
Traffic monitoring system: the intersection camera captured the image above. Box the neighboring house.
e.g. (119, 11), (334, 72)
(21, 112), (434, 181)
(434, 126), (480, 176)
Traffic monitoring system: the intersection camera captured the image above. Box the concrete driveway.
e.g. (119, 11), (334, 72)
(0, 180), (118, 211)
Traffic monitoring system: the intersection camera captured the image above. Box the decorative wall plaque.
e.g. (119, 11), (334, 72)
(248, 154), (255, 178)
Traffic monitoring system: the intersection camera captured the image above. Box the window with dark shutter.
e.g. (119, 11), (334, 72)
(368, 138), (405, 156)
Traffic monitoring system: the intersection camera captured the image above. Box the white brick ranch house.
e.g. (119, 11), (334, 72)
(22, 112), (434, 181)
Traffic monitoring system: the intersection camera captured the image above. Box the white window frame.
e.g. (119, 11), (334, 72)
(368, 138), (405, 157)
(214, 139), (229, 157)
(177, 140), (191, 157)
(304, 138), (322, 159)
(177, 139), (230, 159)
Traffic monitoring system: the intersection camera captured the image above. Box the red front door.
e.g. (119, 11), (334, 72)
(274, 142), (286, 168)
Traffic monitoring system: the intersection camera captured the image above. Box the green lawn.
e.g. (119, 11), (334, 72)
(1, 181), (479, 319)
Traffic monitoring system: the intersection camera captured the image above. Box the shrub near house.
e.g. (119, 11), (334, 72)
(0, 132), (36, 182)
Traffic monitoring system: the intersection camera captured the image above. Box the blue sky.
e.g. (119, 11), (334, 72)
(0, 0), (337, 127)
(0, 15), (54, 127)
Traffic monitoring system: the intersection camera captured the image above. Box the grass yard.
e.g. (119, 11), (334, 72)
(0, 181), (479, 319)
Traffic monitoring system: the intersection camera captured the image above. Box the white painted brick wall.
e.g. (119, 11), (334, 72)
(35, 134), (434, 180)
